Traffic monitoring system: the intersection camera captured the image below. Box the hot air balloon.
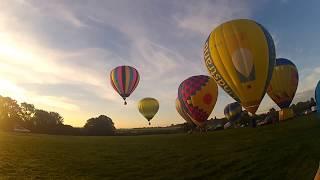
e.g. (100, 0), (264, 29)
(267, 58), (298, 121)
(316, 80), (320, 114)
(138, 97), (159, 125)
(203, 19), (275, 114)
(175, 98), (193, 124)
(267, 58), (298, 109)
(224, 102), (242, 123)
(110, 66), (140, 105)
(178, 75), (218, 127)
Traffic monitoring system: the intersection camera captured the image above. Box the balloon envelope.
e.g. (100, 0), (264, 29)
(138, 97), (159, 125)
(110, 66), (140, 105)
(316, 81), (320, 113)
(175, 98), (193, 124)
(203, 19), (275, 114)
(178, 75), (218, 127)
(267, 58), (298, 109)
(224, 102), (242, 122)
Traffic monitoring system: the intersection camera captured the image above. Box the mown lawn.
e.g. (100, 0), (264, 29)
(0, 113), (319, 179)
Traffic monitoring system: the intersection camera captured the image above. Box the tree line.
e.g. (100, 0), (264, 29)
(0, 95), (316, 136)
(0, 95), (116, 135)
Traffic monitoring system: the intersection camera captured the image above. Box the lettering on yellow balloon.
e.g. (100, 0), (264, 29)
(204, 39), (240, 102)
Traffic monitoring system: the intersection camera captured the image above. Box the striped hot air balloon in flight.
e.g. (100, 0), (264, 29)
(110, 66), (140, 105)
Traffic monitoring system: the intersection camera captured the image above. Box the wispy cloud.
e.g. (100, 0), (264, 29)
(174, 0), (252, 35)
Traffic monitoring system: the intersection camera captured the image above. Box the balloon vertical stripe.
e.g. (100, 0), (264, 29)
(130, 70), (139, 95)
(118, 67), (124, 95)
(125, 66), (132, 95)
(127, 68), (133, 93)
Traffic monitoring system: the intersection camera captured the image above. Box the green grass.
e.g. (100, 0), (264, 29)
(1, 114), (320, 179)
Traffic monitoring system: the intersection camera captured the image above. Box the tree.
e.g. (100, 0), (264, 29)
(49, 112), (64, 125)
(84, 115), (116, 136)
(0, 95), (72, 134)
(33, 110), (64, 132)
(0, 96), (23, 131)
(20, 102), (36, 130)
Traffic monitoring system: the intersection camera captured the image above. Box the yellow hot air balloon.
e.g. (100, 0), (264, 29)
(203, 19), (275, 114)
(267, 58), (298, 121)
(175, 98), (193, 124)
(267, 58), (298, 109)
(138, 98), (159, 125)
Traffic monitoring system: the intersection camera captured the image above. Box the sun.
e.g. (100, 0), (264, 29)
(0, 78), (25, 101)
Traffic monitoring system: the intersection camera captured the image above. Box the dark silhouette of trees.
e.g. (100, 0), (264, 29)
(291, 98), (315, 116)
(0, 95), (117, 135)
(32, 109), (64, 133)
(20, 102), (36, 130)
(0, 95), (64, 134)
(84, 115), (115, 136)
(0, 96), (23, 131)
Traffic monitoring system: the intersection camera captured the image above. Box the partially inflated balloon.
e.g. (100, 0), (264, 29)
(316, 81), (320, 114)
(138, 98), (159, 125)
(110, 66), (140, 105)
(224, 102), (242, 123)
(267, 58), (298, 109)
(203, 19), (275, 114)
(178, 75), (218, 127)
(175, 98), (193, 124)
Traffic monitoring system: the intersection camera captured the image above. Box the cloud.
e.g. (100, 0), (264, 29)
(174, 0), (252, 35)
(298, 66), (320, 92)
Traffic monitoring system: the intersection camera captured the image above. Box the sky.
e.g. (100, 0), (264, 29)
(0, 0), (319, 128)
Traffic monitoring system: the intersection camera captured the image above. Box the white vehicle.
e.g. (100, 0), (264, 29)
(13, 125), (31, 133)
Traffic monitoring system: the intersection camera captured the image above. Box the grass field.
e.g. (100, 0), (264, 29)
(0, 113), (320, 179)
